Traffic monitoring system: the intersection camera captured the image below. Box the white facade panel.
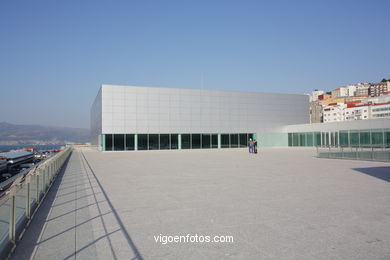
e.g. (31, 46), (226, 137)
(91, 84), (310, 141)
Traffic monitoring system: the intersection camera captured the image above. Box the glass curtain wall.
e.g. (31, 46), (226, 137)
(114, 134), (125, 150)
(288, 129), (390, 148)
(211, 134), (218, 148)
(230, 134), (239, 148)
(239, 133), (247, 148)
(105, 133), (254, 151)
(191, 134), (201, 149)
(148, 134), (159, 150)
(171, 134), (178, 149)
(221, 134), (230, 148)
(105, 134), (113, 151)
(138, 134), (148, 150)
(160, 134), (170, 150)
(125, 134), (135, 150)
(182, 134), (191, 149)
(202, 134), (211, 149)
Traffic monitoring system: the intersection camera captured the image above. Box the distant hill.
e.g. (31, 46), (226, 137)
(0, 122), (90, 145)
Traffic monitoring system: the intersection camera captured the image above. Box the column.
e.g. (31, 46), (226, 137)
(218, 134), (221, 149)
(102, 134), (106, 151)
(134, 134), (138, 151)
(178, 134), (182, 150)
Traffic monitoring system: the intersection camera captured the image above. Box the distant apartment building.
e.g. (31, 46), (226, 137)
(310, 90), (324, 102)
(355, 83), (370, 96)
(318, 93), (331, 101)
(309, 80), (390, 124)
(369, 81), (389, 97)
(310, 101), (323, 123)
(344, 104), (370, 121)
(323, 103), (346, 122)
(331, 85), (358, 98)
(371, 103), (390, 119)
(331, 88), (348, 98)
(343, 85), (357, 96)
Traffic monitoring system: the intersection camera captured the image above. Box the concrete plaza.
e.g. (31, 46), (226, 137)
(12, 147), (390, 259)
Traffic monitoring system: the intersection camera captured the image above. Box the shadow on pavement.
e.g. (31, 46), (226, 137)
(353, 166), (390, 182)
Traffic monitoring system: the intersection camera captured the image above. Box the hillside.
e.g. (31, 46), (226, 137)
(0, 122), (90, 145)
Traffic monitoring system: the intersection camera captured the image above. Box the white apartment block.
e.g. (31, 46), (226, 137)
(343, 85), (357, 96)
(310, 90), (324, 102)
(355, 83), (370, 96)
(344, 106), (370, 121)
(323, 104), (346, 122)
(371, 103), (390, 119)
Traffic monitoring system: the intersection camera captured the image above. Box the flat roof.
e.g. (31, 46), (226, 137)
(13, 148), (390, 259)
(101, 84), (309, 97)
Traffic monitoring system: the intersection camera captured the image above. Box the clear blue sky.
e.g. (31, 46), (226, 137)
(1, 0), (389, 128)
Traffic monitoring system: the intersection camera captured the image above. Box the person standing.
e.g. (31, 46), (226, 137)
(254, 139), (258, 154)
(248, 138), (253, 153)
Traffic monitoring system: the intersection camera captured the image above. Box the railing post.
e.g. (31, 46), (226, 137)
(9, 190), (16, 243)
(36, 171), (40, 203)
(26, 176), (31, 219)
(42, 167), (46, 192)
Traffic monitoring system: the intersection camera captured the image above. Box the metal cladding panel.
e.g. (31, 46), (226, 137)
(284, 118), (390, 133)
(90, 87), (102, 145)
(98, 84), (309, 134)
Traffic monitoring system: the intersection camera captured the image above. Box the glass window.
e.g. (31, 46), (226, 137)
(288, 133), (293, 147)
(182, 134), (191, 149)
(339, 131), (349, 146)
(330, 132), (335, 146)
(359, 131), (370, 147)
(248, 133), (254, 140)
(306, 132), (314, 146)
(138, 134), (148, 150)
(335, 132), (339, 146)
(113, 134), (124, 151)
(202, 134), (211, 149)
(240, 133), (248, 148)
(125, 134), (134, 150)
(299, 133), (306, 146)
(292, 133), (299, 146)
(171, 134), (178, 149)
(371, 130), (383, 147)
(350, 131), (359, 147)
(160, 134), (170, 150)
(105, 134), (113, 151)
(385, 129), (390, 148)
(230, 134), (239, 148)
(211, 134), (218, 148)
(221, 134), (230, 148)
(314, 132), (321, 146)
(148, 134), (159, 150)
(191, 134), (201, 149)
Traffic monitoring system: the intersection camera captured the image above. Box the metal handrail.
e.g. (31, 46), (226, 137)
(0, 146), (73, 259)
(316, 145), (390, 162)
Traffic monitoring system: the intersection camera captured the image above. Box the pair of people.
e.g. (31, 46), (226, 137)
(248, 138), (258, 154)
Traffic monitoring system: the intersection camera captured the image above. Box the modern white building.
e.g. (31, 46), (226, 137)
(91, 84), (390, 150)
(91, 84), (309, 151)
